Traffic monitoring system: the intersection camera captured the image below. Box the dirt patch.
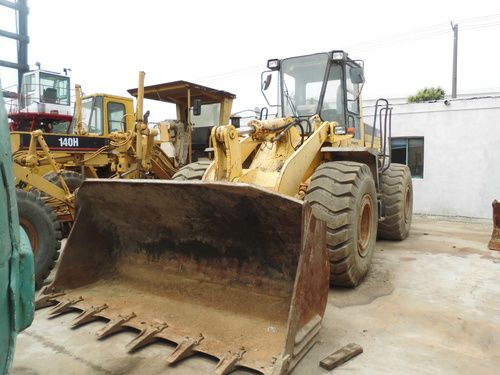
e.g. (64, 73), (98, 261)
(10, 367), (39, 375)
(413, 244), (500, 262)
(22, 331), (112, 374)
(481, 254), (500, 263)
(329, 257), (394, 308)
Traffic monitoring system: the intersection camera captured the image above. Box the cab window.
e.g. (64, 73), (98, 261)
(345, 64), (362, 138)
(20, 73), (36, 108)
(320, 63), (344, 125)
(88, 97), (103, 135)
(108, 102), (126, 132)
(192, 103), (220, 127)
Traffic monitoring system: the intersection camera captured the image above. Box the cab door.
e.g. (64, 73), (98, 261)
(103, 97), (134, 136)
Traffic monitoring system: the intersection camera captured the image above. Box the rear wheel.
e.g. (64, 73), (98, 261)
(43, 170), (84, 193)
(306, 161), (378, 287)
(16, 189), (62, 289)
(41, 170), (83, 237)
(377, 163), (413, 240)
(172, 160), (212, 181)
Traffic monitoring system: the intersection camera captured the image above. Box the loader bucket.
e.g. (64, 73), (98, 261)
(36, 179), (329, 374)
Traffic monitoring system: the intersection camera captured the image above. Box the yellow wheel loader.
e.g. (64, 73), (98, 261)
(35, 51), (412, 374)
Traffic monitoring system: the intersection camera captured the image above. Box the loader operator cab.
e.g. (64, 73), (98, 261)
(265, 50), (364, 138)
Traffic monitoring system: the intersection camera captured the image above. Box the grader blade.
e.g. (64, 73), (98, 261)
(36, 179), (329, 374)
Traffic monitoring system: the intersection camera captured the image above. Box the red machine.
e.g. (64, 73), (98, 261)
(5, 68), (73, 133)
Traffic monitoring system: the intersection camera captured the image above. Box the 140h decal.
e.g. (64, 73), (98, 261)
(57, 137), (79, 147)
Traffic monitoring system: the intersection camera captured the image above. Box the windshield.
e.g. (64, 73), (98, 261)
(39, 72), (70, 105)
(72, 96), (104, 134)
(280, 53), (329, 117)
(192, 103), (221, 127)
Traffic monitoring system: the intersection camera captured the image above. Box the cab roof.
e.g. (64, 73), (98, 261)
(127, 80), (236, 106)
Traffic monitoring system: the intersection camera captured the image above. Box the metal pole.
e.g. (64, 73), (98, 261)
(135, 71), (145, 176)
(187, 88), (192, 164)
(74, 84), (82, 134)
(451, 22), (458, 99)
(17, 0), (29, 92)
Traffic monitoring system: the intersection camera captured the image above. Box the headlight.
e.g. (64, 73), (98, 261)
(267, 59), (280, 70)
(332, 51), (346, 61)
(334, 126), (347, 135)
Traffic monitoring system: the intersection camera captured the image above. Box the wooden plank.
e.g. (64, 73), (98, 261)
(319, 343), (363, 370)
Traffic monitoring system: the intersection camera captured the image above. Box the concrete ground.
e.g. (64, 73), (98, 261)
(11, 216), (500, 375)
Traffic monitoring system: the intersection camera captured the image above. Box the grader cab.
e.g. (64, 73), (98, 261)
(128, 80), (235, 163)
(36, 51), (413, 374)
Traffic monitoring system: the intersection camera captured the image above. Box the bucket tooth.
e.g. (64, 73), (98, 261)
(71, 304), (108, 328)
(125, 322), (168, 353)
(213, 349), (245, 375)
(35, 291), (65, 310)
(48, 296), (83, 317)
(96, 312), (136, 339)
(166, 335), (204, 365)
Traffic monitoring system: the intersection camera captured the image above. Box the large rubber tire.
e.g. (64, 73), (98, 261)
(41, 170), (83, 237)
(172, 160), (212, 181)
(306, 161), (378, 287)
(377, 163), (413, 240)
(16, 189), (62, 289)
(43, 170), (84, 193)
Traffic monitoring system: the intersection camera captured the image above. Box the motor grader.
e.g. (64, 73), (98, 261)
(35, 51), (412, 375)
(13, 73), (236, 289)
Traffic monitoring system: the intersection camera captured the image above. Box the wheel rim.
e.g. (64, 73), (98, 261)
(404, 186), (411, 224)
(358, 194), (374, 257)
(19, 218), (39, 255)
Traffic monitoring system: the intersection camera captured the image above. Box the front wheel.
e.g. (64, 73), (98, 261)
(16, 189), (62, 289)
(306, 161), (378, 287)
(172, 160), (212, 181)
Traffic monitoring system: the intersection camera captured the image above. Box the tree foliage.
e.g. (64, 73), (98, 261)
(408, 87), (445, 103)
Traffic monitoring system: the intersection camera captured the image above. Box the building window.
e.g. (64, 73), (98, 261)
(391, 137), (424, 178)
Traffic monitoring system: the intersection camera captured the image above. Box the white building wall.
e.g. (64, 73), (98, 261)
(364, 97), (500, 219)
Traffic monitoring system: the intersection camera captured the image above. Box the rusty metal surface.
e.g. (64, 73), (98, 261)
(489, 200), (500, 251)
(36, 179), (329, 374)
(127, 80), (236, 106)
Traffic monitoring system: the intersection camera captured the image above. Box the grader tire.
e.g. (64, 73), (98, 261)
(43, 170), (84, 237)
(378, 163), (413, 240)
(16, 189), (62, 289)
(306, 161), (378, 287)
(44, 170), (84, 193)
(172, 160), (212, 181)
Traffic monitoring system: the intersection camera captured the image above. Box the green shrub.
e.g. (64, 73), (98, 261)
(408, 87), (445, 103)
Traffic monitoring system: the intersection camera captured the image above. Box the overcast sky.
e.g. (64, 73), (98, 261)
(1, 0), (500, 119)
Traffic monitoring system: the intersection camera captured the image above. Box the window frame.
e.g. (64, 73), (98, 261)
(390, 136), (424, 179)
(38, 72), (71, 106)
(107, 101), (126, 133)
